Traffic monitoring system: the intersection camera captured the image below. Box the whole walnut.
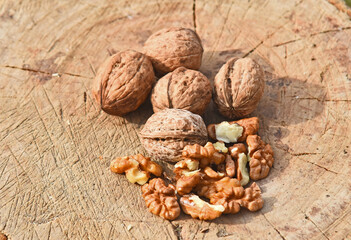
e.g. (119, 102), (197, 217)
(213, 57), (265, 119)
(92, 50), (155, 116)
(139, 109), (208, 162)
(151, 67), (212, 115)
(143, 27), (203, 75)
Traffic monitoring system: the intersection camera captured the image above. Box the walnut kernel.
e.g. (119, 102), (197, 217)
(180, 194), (224, 220)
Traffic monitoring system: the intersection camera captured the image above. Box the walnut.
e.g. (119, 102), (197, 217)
(228, 143), (247, 159)
(143, 27), (203, 75)
(194, 176), (263, 214)
(246, 135), (274, 180)
(194, 179), (217, 199)
(92, 50), (155, 116)
(209, 177), (244, 214)
(236, 182), (264, 211)
(151, 67), (212, 115)
(207, 117), (259, 143)
(176, 171), (202, 195)
(212, 142), (228, 154)
(110, 154), (162, 185)
(141, 178), (180, 220)
(213, 58), (265, 118)
(182, 142), (225, 167)
(132, 154), (163, 177)
(224, 154), (235, 178)
(194, 167), (226, 198)
(202, 166), (225, 180)
(174, 158), (199, 179)
(236, 153), (250, 186)
(180, 194), (224, 220)
(139, 109), (208, 162)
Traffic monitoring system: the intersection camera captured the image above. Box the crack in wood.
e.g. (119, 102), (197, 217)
(192, 0), (197, 33)
(296, 158), (339, 174)
(290, 152), (319, 156)
(170, 222), (183, 240)
(1, 65), (92, 79)
(304, 214), (330, 240)
(261, 214), (286, 240)
(273, 27), (351, 47)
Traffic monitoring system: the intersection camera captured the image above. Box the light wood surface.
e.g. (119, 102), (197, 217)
(1, 0), (351, 239)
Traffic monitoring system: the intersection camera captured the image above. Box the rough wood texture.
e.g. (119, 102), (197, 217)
(1, 0), (350, 239)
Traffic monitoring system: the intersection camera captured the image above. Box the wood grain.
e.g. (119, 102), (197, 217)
(0, 0), (350, 239)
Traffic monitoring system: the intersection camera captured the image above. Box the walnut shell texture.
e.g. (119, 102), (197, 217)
(213, 57), (265, 119)
(143, 27), (203, 75)
(92, 50), (155, 116)
(151, 67), (212, 115)
(139, 109), (208, 162)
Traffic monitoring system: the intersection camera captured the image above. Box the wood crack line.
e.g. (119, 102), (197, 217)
(261, 213), (286, 240)
(292, 156), (339, 174)
(273, 26), (351, 47)
(192, 0), (197, 33)
(286, 151), (340, 174)
(170, 222), (182, 240)
(304, 214), (330, 240)
(0, 65), (92, 79)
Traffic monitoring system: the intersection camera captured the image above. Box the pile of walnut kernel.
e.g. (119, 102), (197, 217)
(93, 27), (274, 221)
(110, 117), (274, 220)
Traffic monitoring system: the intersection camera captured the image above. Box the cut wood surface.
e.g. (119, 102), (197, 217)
(0, 0), (351, 239)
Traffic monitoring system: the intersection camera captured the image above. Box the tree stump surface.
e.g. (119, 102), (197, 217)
(0, 0), (350, 239)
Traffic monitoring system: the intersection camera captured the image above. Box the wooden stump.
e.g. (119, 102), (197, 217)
(0, 0), (350, 239)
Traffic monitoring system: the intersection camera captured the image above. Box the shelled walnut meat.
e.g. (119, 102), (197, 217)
(182, 142), (226, 167)
(141, 178), (180, 220)
(207, 117), (259, 143)
(213, 57), (265, 118)
(110, 154), (162, 185)
(173, 158), (199, 179)
(143, 27), (203, 75)
(92, 50), (155, 116)
(209, 177), (264, 214)
(139, 109), (208, 162)
(151, 67), (212, 115)
(247, 135), (274, 180)
(176, 171), (202, 195)
(180, 194), (225, 220)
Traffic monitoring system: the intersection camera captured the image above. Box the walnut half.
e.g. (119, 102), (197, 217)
(180, 194), (225, 220)
(141, 178), (180, 220)
(110, 154), (162, 185)
(207, 117), (259, 143)
(247, 135), (274, 180)
(182, 142), (225, 167)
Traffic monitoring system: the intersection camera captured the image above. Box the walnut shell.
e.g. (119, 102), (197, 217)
(151, 67), (212, 115)
(143, 27), (203, 75)
(213, 57), (265, 119)
(92, 50), (155, 116)
(139, 109), (208, 162)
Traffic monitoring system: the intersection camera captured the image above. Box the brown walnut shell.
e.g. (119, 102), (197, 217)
(92, 50), (155, 116)
(143, 27), (203, 75)
(151, 67), (212, 115)
(139, 109), (208, 162)
(213, 57), (265, 119)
